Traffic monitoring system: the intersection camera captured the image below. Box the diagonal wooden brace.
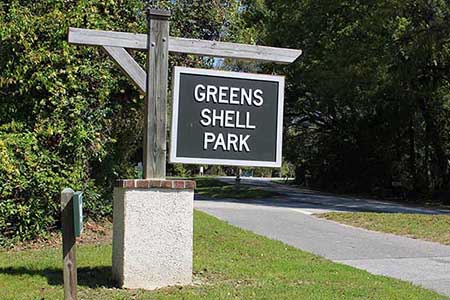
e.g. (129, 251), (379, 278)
(103, 46), (146, 93)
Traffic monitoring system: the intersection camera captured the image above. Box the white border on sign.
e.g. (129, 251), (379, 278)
(169, 66), (285, 168)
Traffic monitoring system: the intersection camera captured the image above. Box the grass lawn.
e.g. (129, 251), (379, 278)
(0, 211), (447, 300)
(318, 212), (450, 246)
(195, 177), (281, 199)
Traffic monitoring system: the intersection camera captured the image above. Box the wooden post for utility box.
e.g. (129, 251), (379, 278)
(61, 188), (77, 300)
(143, 9), (170, 179)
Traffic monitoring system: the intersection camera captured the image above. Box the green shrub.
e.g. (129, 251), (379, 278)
(0, 128), (62, 245)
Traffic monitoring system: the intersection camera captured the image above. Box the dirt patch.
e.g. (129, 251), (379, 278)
(4, 218), (112, 252)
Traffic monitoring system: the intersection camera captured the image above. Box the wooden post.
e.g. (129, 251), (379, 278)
(235, 167), (241, 190)
(61, 188), (77, 300)
(143, 9), (170, 179)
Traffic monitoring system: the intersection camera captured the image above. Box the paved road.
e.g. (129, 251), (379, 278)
(215, 177), (450, 215)
(195, 178), (450, 297)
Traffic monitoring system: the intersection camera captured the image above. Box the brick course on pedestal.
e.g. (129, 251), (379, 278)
(115, 179), (196, 190)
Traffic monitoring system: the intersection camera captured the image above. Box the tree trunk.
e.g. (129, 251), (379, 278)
(408, 118), (417, 190)
(418, 98), (448, 191)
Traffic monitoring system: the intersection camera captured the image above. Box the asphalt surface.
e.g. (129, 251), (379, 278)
(195, 177), (450, 297)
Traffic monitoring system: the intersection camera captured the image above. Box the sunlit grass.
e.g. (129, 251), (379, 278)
(0, 211), (446, 300)
(319, 212), (450, 245)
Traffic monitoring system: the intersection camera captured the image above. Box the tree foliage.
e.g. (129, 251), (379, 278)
(244, 0), (450, 198)
(0, 0), (245, 245)
(4, 0), (449, 245)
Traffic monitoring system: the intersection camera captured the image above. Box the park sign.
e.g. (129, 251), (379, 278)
(170, 67), (285, 167)
(68, 13), (301, 177)
(68, 7), (301, 292)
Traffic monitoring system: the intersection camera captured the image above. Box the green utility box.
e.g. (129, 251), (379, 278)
(73, 191), (83, 237)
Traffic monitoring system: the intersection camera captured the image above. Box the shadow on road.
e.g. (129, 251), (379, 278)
(196, 178), (450, 215)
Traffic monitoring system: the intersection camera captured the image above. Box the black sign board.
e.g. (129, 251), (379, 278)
(170, 67), (284, 167)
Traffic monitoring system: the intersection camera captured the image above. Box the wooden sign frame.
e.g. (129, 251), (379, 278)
(68, 8), (302, 178)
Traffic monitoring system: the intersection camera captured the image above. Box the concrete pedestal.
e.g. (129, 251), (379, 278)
(112, 179), (195, 290)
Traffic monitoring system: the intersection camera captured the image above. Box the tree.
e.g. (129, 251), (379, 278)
(243, 0), (450, 198)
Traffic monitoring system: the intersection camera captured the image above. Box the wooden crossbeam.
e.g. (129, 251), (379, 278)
(169, 37), (302, 64)
(68, 27), (302, 64)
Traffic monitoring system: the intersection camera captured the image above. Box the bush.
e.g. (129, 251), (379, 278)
(0, 127), (61, 245)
